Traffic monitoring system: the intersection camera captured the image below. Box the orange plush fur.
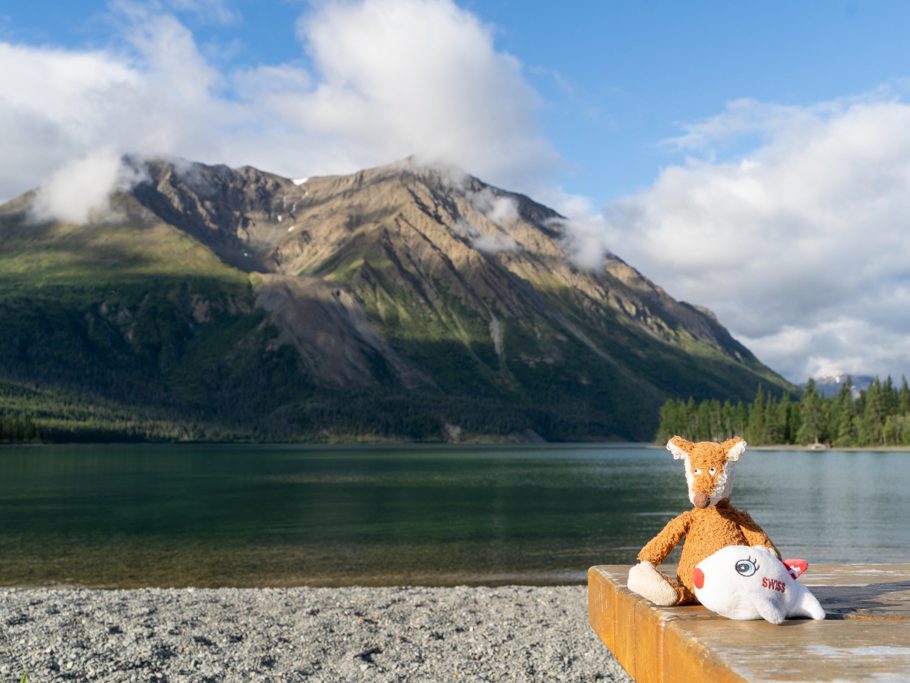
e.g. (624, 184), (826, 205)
(627, 436), (779, 606)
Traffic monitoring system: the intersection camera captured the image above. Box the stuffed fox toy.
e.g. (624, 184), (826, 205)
(627, 436), (780, 606)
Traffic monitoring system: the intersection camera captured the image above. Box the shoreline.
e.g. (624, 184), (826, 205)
(748, 444), (910, 452)
(4, 439), (910, 451)
(0, 584), (630, 682)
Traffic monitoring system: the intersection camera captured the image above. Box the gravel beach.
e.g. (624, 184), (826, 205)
(0, 585), (631, 682)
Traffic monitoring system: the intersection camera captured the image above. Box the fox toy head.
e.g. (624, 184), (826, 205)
(666, 436), (747, 509)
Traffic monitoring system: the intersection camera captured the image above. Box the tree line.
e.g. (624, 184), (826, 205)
(0, 414), (39, 442)
(656, 376), (910, 447)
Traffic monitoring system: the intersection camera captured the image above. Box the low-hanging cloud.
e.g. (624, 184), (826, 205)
(0, 0), (560, 220)
(472, 232), (518, 254)
(598, 93), (910, 381)
(469, 188), (519, 226)
(30, 148), (148, 224)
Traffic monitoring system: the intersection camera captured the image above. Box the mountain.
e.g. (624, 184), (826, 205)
(810, 375), (874, 398)
(0, 156), (792, 442)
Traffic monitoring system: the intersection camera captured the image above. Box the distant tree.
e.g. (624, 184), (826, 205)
(656, 399), (687, 442)
(796, 379), (822, 445)
(696, 400), (712, 440)
(746, 385), (768, 445)
(834, 378), (856, 447)
(860, 379), (885, 446)
(764, 392), (783, 445)
(682, 397), (697, 438)
(888, 415), (910, 445)
(720, 400), (736, 439)
(776, 393), (794, 444)
(734, 402), (748, 439)
(882, 376), (899, 418)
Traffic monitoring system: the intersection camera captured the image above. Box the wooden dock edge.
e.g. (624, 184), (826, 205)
(589, 563), (910, 683)
(588, 565), (745, 683)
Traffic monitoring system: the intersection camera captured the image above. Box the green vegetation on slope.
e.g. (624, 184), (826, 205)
(0, 210), (291, 440)
(0, 379), (246, 442)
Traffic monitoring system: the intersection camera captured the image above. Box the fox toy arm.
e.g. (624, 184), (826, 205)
(732, 509), (780, 558)
(637, 511), (691, 565)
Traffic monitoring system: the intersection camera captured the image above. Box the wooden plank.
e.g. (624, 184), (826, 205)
(589, 564), (910, 682)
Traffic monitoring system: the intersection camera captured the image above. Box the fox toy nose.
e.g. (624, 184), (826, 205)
(692, 567), (705, 590)
(693, 492), (710, 508)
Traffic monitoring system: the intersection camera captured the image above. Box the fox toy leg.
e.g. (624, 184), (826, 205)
(627, 561), (694, 606)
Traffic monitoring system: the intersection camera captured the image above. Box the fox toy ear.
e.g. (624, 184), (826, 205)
(723, 437), (747, 461)
(667, 436), (695, 460)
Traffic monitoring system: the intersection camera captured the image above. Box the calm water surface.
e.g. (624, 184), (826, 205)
(0, 444), (907, 587)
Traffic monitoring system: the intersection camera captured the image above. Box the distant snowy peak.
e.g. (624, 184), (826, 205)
(809, 375), (874, 398)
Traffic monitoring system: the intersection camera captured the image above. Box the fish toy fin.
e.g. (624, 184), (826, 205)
(794, 588), (826, 621)
(782, 558), (808, 580)
(751, 595), (787, 625)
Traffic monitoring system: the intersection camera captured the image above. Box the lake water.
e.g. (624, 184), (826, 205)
(0, 444), (907, 588)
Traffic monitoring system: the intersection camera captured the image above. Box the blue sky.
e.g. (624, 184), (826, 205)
(5, 1), (910, 199)
(2, 0), (910, 381)
(478, 0), (910, 197)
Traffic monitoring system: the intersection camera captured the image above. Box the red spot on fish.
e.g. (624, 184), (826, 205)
(692, 567), (704, 590)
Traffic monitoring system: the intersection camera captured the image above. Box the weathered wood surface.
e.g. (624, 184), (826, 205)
(588, 563), (910, 682)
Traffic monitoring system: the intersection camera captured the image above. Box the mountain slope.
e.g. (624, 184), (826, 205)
(0, 157), (792, 441)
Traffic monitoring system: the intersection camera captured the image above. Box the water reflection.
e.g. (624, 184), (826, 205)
(0, 444), (907, 587)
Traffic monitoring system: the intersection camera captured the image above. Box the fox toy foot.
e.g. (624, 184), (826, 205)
(627, 561), (679, 606)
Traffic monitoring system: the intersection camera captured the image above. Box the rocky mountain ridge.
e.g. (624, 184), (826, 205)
(0, 156), (792, 441)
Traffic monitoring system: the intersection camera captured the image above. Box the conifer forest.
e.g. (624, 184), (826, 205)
(656, 377), (910, 447)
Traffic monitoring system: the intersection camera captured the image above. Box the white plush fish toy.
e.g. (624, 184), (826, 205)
(692, 545), (825, 624)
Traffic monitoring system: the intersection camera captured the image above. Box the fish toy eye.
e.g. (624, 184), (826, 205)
(735, 558), (759, 576)
(694, 468), (702, 475)
(709, 467), (716, 475)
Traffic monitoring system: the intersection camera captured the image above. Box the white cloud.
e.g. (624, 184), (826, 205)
(0, 0), (559, 219)
(290, 0), (558, 187)
(599, 95), (910, 381)
(486, 196), (519, 226)
(0, 9), (230, 215)
(473, 232), (517, 254)
(541, 191), (611, 270)
(456, 188), (520, 253)
(30, 148), (132, 224)
(469, 188), (519, 225)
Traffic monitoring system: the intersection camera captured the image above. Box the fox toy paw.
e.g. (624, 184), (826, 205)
(627, 561), (679, 606)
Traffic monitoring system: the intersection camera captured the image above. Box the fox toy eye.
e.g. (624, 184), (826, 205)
(693, 468), (702, 475)
(735, 557), (759, 576)
(709, 467), (716, 475)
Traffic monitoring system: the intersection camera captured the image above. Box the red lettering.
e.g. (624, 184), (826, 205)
(761, 577), (786, 593)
